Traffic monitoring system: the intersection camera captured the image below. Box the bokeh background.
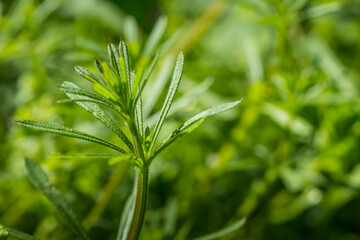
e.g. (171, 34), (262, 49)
(1, 0), (360, 239)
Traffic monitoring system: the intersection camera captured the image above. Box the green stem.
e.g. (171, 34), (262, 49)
(126, 167), (149, 240)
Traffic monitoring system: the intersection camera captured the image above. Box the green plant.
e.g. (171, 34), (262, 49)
(14, 36), (242, 239)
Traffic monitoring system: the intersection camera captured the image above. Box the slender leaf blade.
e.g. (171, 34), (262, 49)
(50, 153), (121, 160)
(119, 40), (131, 98)
(24, 159), (90, 240)
(7, 228), (38, 240)
(17, 120), (126, 153)
(116, 187), (136, 240)
(193, 217), (246, 240)
(153, 100), (242, 159)
(61, 81), (134, 152)
(108, 42), (121, 76)
(142, 16), (167, 57)
(150, 51), (184, 152)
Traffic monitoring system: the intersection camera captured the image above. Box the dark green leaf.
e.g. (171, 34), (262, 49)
(24, 159), (90, 240)
(17, 120), (126, 153)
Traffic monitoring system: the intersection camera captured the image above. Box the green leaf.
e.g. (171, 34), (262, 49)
(135, 98), (144, 138)
(147, 77), (214, 126)
(59, 82), (115, 108)
(134, 52), (159, 104)
(7, 228), (38, 240)
(95, 58), (104, 74)
(50, 153), (121, 160)
(108, 154), (142, 168)
(116, 187), (136, 240)
(24, 159), (90, 240)
(17, 120), (126, 153)
(0, 224), (8, 240)
(119, 40), (131, 98)
(142, 16), (168, 57)
(192, 217), (246, 240)
(150, 51), (184, 152)
(61, 82), (134, 152)
(108, 42), (121, 76)
(74, 65), (105, 86)
(152, 100), (242, 159)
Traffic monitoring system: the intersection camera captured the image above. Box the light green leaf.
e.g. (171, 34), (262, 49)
(150, 51), (184, 152)
(134, 51), (159, 104)
(108, 154), (142, 168)
(147, 77), (214, 126)
(74, 65), (105, 86)
(59, 82), (115, 108)
(17, 120), (126, 153)
(193, 218), (246, 240)
(24, 159), (90, 240)
(142, 16), (168, 57)
(152, 100), (242, 159)
(61, 81), (134, 152)
(116, 186), (136, 240)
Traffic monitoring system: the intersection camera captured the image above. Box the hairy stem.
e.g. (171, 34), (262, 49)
(126, 167), (149, 240)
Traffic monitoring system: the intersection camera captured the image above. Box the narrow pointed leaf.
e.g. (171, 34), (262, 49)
(108, 42), (121, 76)
(74, 65), (105, 86)
(24, 159), (90, 240)
(193, 217), (246, 240)
(150, 51), (184, 152)
(134, 52), (159, 104)
(119, 40), (131, 97)
(6, 228), (39, 240)
(147, 77), (214, 126)
(61, 82), (134, 152)
(95, 58), (104, 74)
(152, 100), (242, 159)
(116, 187), (136, 240)
(59, 82), (115, 107)
(17, 120), (126, 153)
(135, 97), (144, 137)
(142, 16), (168, 57)
(108, 154), (142, 168)
(50, 153), (121, 160)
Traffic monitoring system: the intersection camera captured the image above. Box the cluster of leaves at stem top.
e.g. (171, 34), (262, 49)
(17, 39), (242, 170)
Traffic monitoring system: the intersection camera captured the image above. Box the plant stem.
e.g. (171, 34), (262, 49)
(126, 167), (149, 240)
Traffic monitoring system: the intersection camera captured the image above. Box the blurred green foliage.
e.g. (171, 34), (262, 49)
(1, 0), (360, 239)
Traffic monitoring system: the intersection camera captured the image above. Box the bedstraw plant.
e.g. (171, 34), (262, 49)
(13, 36), (242, 240)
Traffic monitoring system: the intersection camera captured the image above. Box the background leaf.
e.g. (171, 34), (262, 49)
(24, 159), (90, 240)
